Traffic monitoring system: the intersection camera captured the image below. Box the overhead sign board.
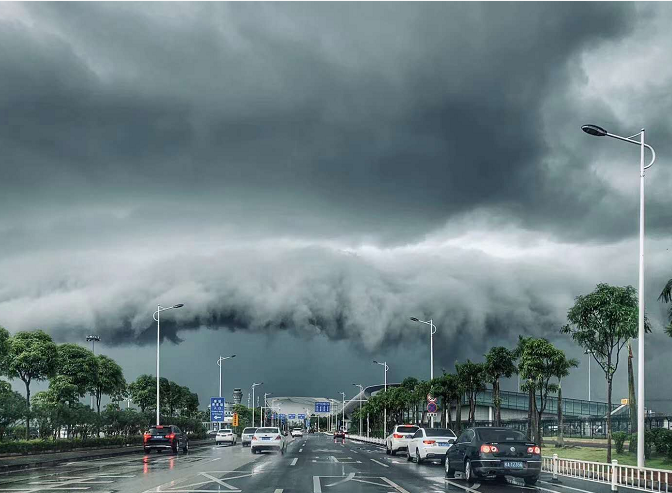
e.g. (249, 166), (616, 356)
(315, 402), (331, 413)
(210, 397), (225, 422)
(298, 414), (306, 419)
(288, 414), (296, 419)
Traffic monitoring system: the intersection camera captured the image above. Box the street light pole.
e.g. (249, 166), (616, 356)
(411, 317), (437, 426)
(373, 360), (388, 438)
(585, 350), (593, 401)
(581, 124), (656, 469)
(86, 335), (100, 410)
(153, 303), (184, 426)
(353, 384), (364, 435)
(251, 383), (262, 427)
(339, 392), (346, 431)
(217, 355), (236, 398)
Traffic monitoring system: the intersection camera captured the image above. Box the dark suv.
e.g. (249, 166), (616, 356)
(143, 425), (189, 454)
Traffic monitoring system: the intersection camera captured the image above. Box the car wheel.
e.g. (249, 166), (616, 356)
(390, 447), (397, 456)
(416, 449), (423, 464)
(251, 448), (256, 454)
(465, 459), (474, 483)
(183, 441), (189, 453)
(406, 449), (413, 462)
(445, 455), (455, 478)
(386, 444), (391, 455)
(524, 476), (539, 486)
(172, 445), (178, 455)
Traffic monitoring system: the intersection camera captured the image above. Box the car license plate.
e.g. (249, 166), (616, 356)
(262, 437), (271, 440)
(504, 461), (524, 469)
(438, 442), (450, 447)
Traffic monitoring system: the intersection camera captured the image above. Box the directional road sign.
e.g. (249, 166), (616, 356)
(315, 401), (331, 413)
(210, 397), (225, 422)
(280, 414), (286, 421)
(288, 414), (296, 419)
(298, 414), (306, 419)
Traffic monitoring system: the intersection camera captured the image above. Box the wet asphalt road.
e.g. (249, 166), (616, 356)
(0, 434), (638, 493)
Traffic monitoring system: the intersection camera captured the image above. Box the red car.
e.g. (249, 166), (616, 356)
(334, 430), (346, 440)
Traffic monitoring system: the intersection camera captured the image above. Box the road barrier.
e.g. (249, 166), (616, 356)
(543, 454), (671, 492)
(346, 434), (385, 446)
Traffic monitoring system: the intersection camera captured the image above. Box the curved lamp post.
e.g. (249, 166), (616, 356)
(153, 304), (184, 426)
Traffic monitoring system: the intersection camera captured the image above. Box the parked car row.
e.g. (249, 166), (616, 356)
(384, 426), (541, 485)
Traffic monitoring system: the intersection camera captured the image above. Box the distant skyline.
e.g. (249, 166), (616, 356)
(0, 3), (671, 412)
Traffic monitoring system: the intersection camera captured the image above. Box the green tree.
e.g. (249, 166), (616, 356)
(552, 351), (579, 447)
(456, 361), (486, 426)
(128, 374), (156, 413)
(658, 280), (672, 336)
(562, 283), (648, 462)
(182, 391), (200, 417)
(5, 330), (58, 438)
(0, 380), (27, 440)
(514, 336), (536, 441)
(55, 344), (98, 399)
(0, 327), (10, 373)
(431, 373), (460, 430)
(92, 355), (126, 415)
(484, 346), (517, 426)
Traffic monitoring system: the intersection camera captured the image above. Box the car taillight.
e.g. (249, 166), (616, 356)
(143, 433), (151, 442)
(393, 434), (403, 439)
(527, 446), (541, 454)
(423, 440), (436, 445)
(252, 436), (257, 440)
(275, 435), (282, 440)
(481, 444), (499, 453)
(166, 434), (175, 440)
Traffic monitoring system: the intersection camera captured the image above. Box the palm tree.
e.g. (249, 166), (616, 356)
(514, 336), (535, 441)
(484, 347), (517, 426)
(658, 281), (672, 336)
(552, 354), (579, 447)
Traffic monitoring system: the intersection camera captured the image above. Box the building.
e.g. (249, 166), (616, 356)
(232, 388), (243, 405)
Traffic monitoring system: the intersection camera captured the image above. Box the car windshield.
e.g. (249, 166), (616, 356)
(243, 428), (257, 434)
(426, 429), (457, 437)
(397, 426), (419, 433)
(256, 428), (278, 434)
(478, 429), (527, 442)
(149, 427), (171, 436)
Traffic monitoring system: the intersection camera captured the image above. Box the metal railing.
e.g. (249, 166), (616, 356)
(543, 454), (671, 492)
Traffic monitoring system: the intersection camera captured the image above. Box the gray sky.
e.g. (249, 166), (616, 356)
(1, 2), (671, 412)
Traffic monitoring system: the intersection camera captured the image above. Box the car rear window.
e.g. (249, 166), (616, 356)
(478, 429), (527, 442)
(149, 427), (171, 436)
(218, 430), (232, 434)
(243, 428), (257, 434)
(426, 429), (457, 437)
(397, 426), (419, 433)
(256, 428), (278, 434)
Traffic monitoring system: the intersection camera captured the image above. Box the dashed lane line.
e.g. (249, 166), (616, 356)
(370, 459), (389, 468)
(290, 458), (298, 466)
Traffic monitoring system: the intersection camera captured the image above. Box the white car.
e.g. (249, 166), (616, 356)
(251, 427), (286, 454)
(241, 427), (257, 447)
(291, 428), (303, 437)
(385, 424), (419, 455)
(406, 427), (456, 464)
(215, 429), (237, 446)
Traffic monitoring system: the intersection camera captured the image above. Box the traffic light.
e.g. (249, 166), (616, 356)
(232, 413), (239, 427)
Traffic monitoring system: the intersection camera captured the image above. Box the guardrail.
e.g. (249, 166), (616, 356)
(543, 454), (671, 492)
(338, 434), (386, 447)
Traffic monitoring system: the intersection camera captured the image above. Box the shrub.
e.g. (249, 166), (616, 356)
(0, 436), (143, 455)
(613, 431), (627, 454)
(649, 428), (672, 456)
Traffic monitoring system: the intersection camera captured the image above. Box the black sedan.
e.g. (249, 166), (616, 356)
(444, 427), (541, 485)
(143, 425), (189, 454)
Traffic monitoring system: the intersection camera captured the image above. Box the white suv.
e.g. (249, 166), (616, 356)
(291, 428), (303, 437)
(385, 424), (419, 456)
(215, 429), (237, 446)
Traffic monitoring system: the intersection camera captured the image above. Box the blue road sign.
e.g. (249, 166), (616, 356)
(315, 402), (331, 413)
(298, 414), (306, 419)
(210, 397), (225, 422)
(288, 414), (296, 419)
(280, 414), (286, 421)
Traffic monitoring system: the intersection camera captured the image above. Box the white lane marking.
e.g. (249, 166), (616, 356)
(370, 459), (389, 468)
(96, 475), (136, 478)
(209, 458), (222, 462)
(199, 472), (239, 490)
(325, 473), (355, 487)
(299, 448), (303, 453)
(313, 476), (322, 493)
(274, 490), (283, 493)
(380, 477), (412, 493)
(290, 458), (298, 466)
(445, 479), (482, 493)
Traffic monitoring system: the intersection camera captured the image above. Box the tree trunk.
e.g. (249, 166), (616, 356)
(628, 342), (637, 434)
(495, 378), (501, 426)
(536, 392), (543, 447)
(469, 393), (476, 425)
(455, 400), (462, 433)
(607, 376), (613, 463)
(557, 382), (564, 447)
(24, 379), (31, 440)
(527, 384), (534, 441)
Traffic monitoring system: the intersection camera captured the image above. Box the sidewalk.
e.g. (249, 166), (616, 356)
(0, 439), (211, 473)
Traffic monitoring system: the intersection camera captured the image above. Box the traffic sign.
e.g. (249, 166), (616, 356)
(427, 412), (438, 418)
(315, 402), (331, 413)
(427, 401), (438, 413)
(621, 398), (629, 405)
(232, 413), (239, 427)
(427, 394), (437, 403)
(280, 414), (286, 421)
(210, 397), (225, 422)
(288, 414), (296, 419)
(298, 414), (306, 419)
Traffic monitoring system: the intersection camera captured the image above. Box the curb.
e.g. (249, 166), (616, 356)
(0, 440), (212, 473)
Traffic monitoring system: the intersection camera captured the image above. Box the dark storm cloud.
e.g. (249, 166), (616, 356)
(0, 2), (649, 245)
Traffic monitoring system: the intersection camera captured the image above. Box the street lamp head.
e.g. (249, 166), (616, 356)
(372, 360), (378, 364)
(172, 303), (184, 308)
(581, 124), (608, 137)
(230, 354), (236, 358)
(410, 317), (419, 322)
